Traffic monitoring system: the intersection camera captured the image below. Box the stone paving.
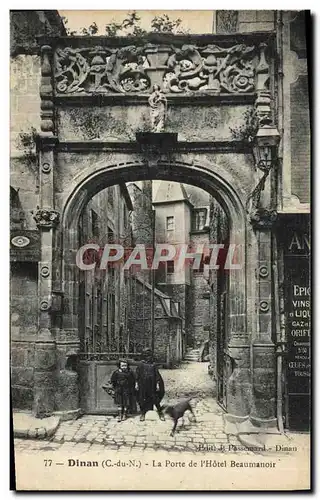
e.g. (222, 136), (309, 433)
(14, 362), (252, 455)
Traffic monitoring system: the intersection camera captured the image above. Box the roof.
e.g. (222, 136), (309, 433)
(153, 181), (193, 207)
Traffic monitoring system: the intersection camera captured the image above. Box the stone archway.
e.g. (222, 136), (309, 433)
(57, 159), (253, 421)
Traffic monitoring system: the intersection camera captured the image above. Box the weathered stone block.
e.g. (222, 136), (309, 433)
(256, 10), (275, 22)
(33, 371), (55, 386)
(239, 21), (274, 32)
(259, 281), (272, 298)
(230, 314), (246, 334)
(238, 10), (257, 22)
(55, 370), (79, 412)
(258, 313), (272, 335)
(25, 345), (35, 366)
(11, 347), (25, 367)
(32, 386), (55, 417)
(11, 367), (33, 387)
(251, 397), (276, 420)
(252, 369), (276, 398)
(34, 347), (56, 370)
(227, 368), (251, 416)
(253, 350), (275, 369)
(12, 386), (33, 410)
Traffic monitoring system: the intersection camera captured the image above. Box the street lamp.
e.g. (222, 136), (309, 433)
(247, 124), (281, 226)
(253, 124), (280, 172)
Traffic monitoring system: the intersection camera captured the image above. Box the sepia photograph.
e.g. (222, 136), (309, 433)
(9, 8), (311, 491)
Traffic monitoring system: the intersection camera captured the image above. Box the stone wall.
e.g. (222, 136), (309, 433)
(10, 54), (42, 401)
(157, 283), (189, 348)
(238, 10), (275, 33)
(57, 103), (252, 144)
(78, 185), (133, 353)
(10, 53), (41, 230)
(188, 232), (211, 348)
(128, 278), (183, 365)
(11, 55), (41, 151)
(127, 182), (154, 248)
(10, 12), (64, 412)
(281, 11), (310, 211)
(216, 10), (275, 34)
(11, 262), (38, 410)
(208, 198), (229, 375)
(54, 151), (254, 212)
(190, 275), (211, 347)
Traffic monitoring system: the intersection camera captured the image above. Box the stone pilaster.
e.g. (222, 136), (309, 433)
(32, 41), (58, 417)
(33, 194), (59, 417)
(250, 212), (277, 427)
(55, 236), (81, 419)
(225, 228), (251, 419)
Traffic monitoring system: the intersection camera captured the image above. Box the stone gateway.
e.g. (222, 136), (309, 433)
(10, 10), (310, 435)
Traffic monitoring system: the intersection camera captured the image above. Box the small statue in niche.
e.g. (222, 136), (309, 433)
(148, 84), (167, 133)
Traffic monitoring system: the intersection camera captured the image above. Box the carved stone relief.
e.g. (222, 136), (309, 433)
(54, 42), (259, 96)
(148, 84), (167, 132)
(33, 208), (60, 228)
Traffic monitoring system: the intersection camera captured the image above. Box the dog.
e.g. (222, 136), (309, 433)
(161, 398), (196, 436)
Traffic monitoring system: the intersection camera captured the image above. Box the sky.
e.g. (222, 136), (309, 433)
(59, 10), (215, 34)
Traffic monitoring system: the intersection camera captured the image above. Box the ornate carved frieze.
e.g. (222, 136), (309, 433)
(55, 45), (149, 94)
(164, 44), (255, 94)
(33, 208), (60, 228)
(54, 42), (260, 96)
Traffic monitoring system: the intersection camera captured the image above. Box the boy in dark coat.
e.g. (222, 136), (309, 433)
(135, 348), (165, 421)
(107, 359), (136, 422)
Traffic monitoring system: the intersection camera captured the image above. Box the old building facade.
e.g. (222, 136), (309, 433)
(10, 10), (310, 431)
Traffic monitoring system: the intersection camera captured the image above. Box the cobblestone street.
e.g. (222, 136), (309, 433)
(15, 362), (250, 454)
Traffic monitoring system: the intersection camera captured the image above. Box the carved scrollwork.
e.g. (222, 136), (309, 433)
(164, 44), (255, 94)
(55, 45), (150, 94)
(54, 42), (258, 96)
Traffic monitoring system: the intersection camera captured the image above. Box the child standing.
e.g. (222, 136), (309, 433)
(108, 359), (136, 422)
